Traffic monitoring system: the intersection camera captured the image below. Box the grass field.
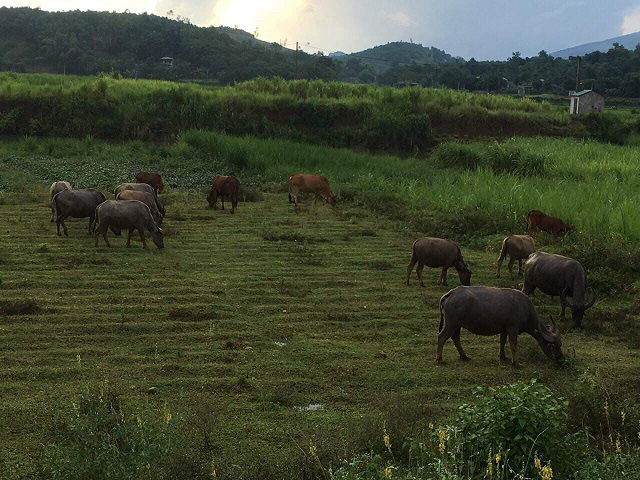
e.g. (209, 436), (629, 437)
(1, 187), (639, 478)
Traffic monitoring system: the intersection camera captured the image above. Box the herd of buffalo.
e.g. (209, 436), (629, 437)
(49, 171), (595, 368)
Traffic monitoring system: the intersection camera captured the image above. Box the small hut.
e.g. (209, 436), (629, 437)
(569, 90), (604, 115)
(160, 57), (174, 67)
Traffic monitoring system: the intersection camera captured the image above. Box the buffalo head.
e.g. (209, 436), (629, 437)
(534, 316), (564, 364)
(561, 287), (596, 328)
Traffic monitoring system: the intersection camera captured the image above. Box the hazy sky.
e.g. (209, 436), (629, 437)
(4, 0), (640, 59)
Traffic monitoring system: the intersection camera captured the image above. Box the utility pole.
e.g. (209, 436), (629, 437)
(575, 56), (582, 92)
(295, 42), (299, 79)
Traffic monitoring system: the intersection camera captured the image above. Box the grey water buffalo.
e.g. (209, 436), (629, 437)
(52, 189), (106, 236)
(406, 237), (471, 287)
(116, 190), (164, 225)
(94, 200), (164, 249)
(114, 182), (156, 198)
(496, 235), (535, 279)
(207, 175), (240, 214)
(114, 182), (164, 216)
(527, 210), (573, 237)
(49, 181), (72, 222)
(523, 252), (596, 328)
(288, 173), (337, 207)
(437, 286), (564, 367)
(135, 171), (165, 194)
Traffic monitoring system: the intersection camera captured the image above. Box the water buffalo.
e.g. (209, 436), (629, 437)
(288, 173), (337, 207)
(116, 190), (164, 225)
(114, 182), (156, 198)
(527, 210), (573, 237)
(438, 286), (563, 367)
(406, 237), (471, 287)
(52, 189), (106, 236)
(94, 200), (164, 249)
(496, 234), (535, 279)
(523, 252), (596, 328)
(207, 175), (240, 214)
(49, 181), (72, 222)
(135, 171), (165, 194)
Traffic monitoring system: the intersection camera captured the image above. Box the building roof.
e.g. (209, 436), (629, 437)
(161, 57), (173, 60)
(571, 89), (598, 97)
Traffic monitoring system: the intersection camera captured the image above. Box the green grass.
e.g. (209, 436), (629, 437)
(0, 190), (638, 479)
(0, 73), (575, 147)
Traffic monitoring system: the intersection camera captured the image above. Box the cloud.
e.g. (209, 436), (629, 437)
(622, 5), (640, 34)
(540, 1), (586, 19)
(389, 10), (415, 27)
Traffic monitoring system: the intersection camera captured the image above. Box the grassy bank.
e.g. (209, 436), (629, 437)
(0, 74), (578, 149)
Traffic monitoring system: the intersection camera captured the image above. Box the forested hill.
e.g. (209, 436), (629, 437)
(336, 42), (455, 74)
(0, 7), (336, 82)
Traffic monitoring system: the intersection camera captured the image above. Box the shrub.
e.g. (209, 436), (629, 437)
(0, 298), (40, 315)
(37, 387), (182, 480)
(455, 379), (588, 478)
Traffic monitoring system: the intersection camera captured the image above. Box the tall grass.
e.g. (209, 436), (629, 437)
(0, 73), (575, 147)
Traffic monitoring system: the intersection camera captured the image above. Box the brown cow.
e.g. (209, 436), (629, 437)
(527, 210), (573, 237)
(135, 171), (165, 194)
(288, 174), (337, 207)
(207, 176), (240, 214)
(406, 237), (472, 287)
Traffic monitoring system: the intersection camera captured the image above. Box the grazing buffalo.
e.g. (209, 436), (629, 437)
(116, 190), (164, 225)
(49, 181), (72, 222)
(207, 175), (240, 214)
(114, 182), (156, 198)
(438, 286), (564, 367)
(496, 235), (536, 279)
(406, 237), (472, 287)
(288, 173), (337, 207)
(94, 200), (164, 249)
(527, 210), (573, 237)
(523, 252), (596, 328)
(135, 171), (165, 194)
(52, 189), (106, 236)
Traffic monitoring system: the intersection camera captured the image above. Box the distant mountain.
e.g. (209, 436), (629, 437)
(337, 41), (455, 74)
(552, 31), (640, 58)
(329, 51), (347, 58)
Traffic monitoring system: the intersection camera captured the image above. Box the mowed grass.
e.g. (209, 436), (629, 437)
(0, 190), (638, 478)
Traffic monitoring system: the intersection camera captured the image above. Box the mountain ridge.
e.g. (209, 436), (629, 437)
(551, 31), (640, 58)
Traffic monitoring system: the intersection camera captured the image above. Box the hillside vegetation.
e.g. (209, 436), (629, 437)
(0, 73), (580, 149)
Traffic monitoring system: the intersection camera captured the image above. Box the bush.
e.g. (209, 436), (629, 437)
(37, 388), (181, 480)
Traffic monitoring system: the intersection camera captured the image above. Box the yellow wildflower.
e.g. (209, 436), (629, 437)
(437, 428), (446, 453)
(76, 354), (81, 366)
(486, 459), (493, 477)
(428, 422), (434, 429)
(540, 465), (553, 480)
(309, 444), (317, 456)
(165, 412), (172, 424)
(621, 411), (626, 425)
(384, 466), (392, 478)
(534, 456), (542, 470)
(136, 416), (142, 428)
(384, 434), (391, 449)
(616, 437), (622, 453)
(495, 452), (502, 465)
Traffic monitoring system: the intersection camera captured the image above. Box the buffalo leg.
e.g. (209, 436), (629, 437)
(416, 263), (425, 288)
(230, 195), (236, 214)
(138, 228), (148, 249)
(499, 332), (508, 361)
(518, 259), (523, 275)
(221, 195), (225, 210)
(436, 330), (451, 363)
(560, 301), (567, 321)
(496, 257), (503, 278)
(440, 267), (449, 286)
(212, 191), (218, 210)
(508, 258), (515, 280)
(58, 215), (69, 236)
(126, 228), (134, 247)
(406, 254), (417, 285)
(452, 329), (470, 361)
(508, 332), (519, 368)
(94, 229), (100, 247)
(87, 216), (93, 234)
